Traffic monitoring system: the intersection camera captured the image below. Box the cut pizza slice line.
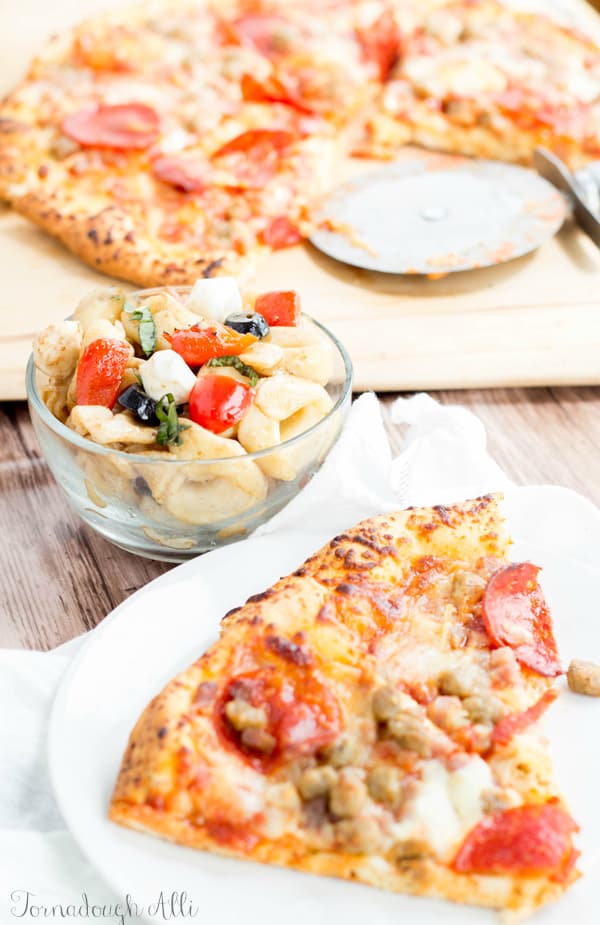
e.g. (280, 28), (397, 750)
(110, 494), (579, 917)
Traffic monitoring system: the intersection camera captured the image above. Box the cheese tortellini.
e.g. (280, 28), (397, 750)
(32, 281), (345, 543)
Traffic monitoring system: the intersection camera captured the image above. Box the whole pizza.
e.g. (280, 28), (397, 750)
(1, 0), (600, 285)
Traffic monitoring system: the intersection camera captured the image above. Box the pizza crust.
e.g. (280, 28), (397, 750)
(109, 799), (566, 915)
(12, 190), (253, 287)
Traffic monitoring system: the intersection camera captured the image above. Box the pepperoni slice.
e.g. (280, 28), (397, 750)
(482, 563), (562, 677)
(62, 103), (160, 150)
(491, 688), (558, 749)
(216, 667), (341, 771)
(152, 155), (207, 193)
(453, 804), (579, 878)
(225, 14), (289, 57)
(260, 216), (302, 250)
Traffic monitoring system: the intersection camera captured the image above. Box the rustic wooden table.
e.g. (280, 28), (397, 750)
(1, 387), (599, 651)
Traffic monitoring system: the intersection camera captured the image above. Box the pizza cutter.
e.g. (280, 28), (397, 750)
(309, 152), (568, 276)
(534, 146), (600, 249)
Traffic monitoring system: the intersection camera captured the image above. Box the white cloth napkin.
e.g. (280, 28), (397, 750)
(1, 393), (599, 923)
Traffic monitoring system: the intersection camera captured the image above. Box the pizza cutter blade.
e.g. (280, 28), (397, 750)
(309, 153), (567, 276)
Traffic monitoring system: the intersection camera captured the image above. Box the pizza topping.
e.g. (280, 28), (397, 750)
(152, 155), (208, 193)
(335, 816), (382, 855)
(212, 129), (295, 188)
(392, 837), (430, 861)
(240, 72), (315, 114)
(356, 9), (403, 82)
(482, 563), (562, 677)
(218, 668), (341, 770)
(187, 277), (243, 324)
(437, 663), (488, 699)
(239, 727), (277, 754)
(188, 374), (254, 434)
(259, 216), (303, 250)
(224, 312), (270, 339)
(139, 349), (196, 404)
(225, 13), (291, 57)
(75, 338), (130, 408)
(453, 803), (579, 877)
(62, 103), (160, 150)
(213, 128), (294, 159)
(462, 692), (505, 726)
(366, 765), (403, 806)
(224, 699), (268, 731)
(488, 646), (521, 688)
(166, 323), (257, 367)
(427, 695), (469, 733)
(567, 658), (600, 696)
(297, 765), (337, 801)
(388, 712), (432, 758)
(491, 688), (558, 749)
(372, 685), (405, 722)
(391, 757), (494, 860)
(329, 768), (368, 818)
(254, 290), (301, 327)
(319, 733), (360, 769)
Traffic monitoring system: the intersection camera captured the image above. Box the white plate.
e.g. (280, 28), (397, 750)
(48, 517), (600, 924)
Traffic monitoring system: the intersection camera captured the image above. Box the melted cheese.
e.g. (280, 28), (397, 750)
(404, 54), (508, 98)
(391, 757), (494, 860)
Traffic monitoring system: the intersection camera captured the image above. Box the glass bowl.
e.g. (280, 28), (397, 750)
(26, 299), (353, 562)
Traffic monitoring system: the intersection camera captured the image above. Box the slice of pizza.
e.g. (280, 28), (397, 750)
(364, 0), (600, 167)
(110, 494), (579, 916)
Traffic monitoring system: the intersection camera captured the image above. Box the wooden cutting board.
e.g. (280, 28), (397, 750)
(2, 0), (600, 398)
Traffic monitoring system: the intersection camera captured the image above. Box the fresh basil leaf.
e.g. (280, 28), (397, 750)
(156, 393), (189, 447)
(205, 355), (259, 387)
(124, 301), (157, 357)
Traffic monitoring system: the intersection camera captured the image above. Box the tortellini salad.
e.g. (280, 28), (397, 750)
(33, 279), (342, 529)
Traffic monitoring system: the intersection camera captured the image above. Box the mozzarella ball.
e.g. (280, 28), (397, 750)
(140, 349), (196, 404)
(186, 277), (242, 323)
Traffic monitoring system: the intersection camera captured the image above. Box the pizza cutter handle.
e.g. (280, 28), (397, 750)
(533, 146), (600, 249)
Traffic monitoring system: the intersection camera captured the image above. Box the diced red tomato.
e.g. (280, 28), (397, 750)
(254, 289), (301, 326)
(482, 563), (562, 677)
(62, 103), (160, 150)
(152, 155), (208, 193)
(224, 14), (289, 57)
(491, 688), (558, 749)
(165, 323), (257, 367)
(453, 803), (579, 879)
(356, 9), (403, 82)
(188, 374), (253, 434)
(259, 216), (303, 250)
(241, 73), (314, 114)
(216, 665), (342, 771)
(76, 338), (130, 408)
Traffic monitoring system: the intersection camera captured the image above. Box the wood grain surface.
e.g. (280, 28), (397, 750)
(1, 388), (599, 651)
